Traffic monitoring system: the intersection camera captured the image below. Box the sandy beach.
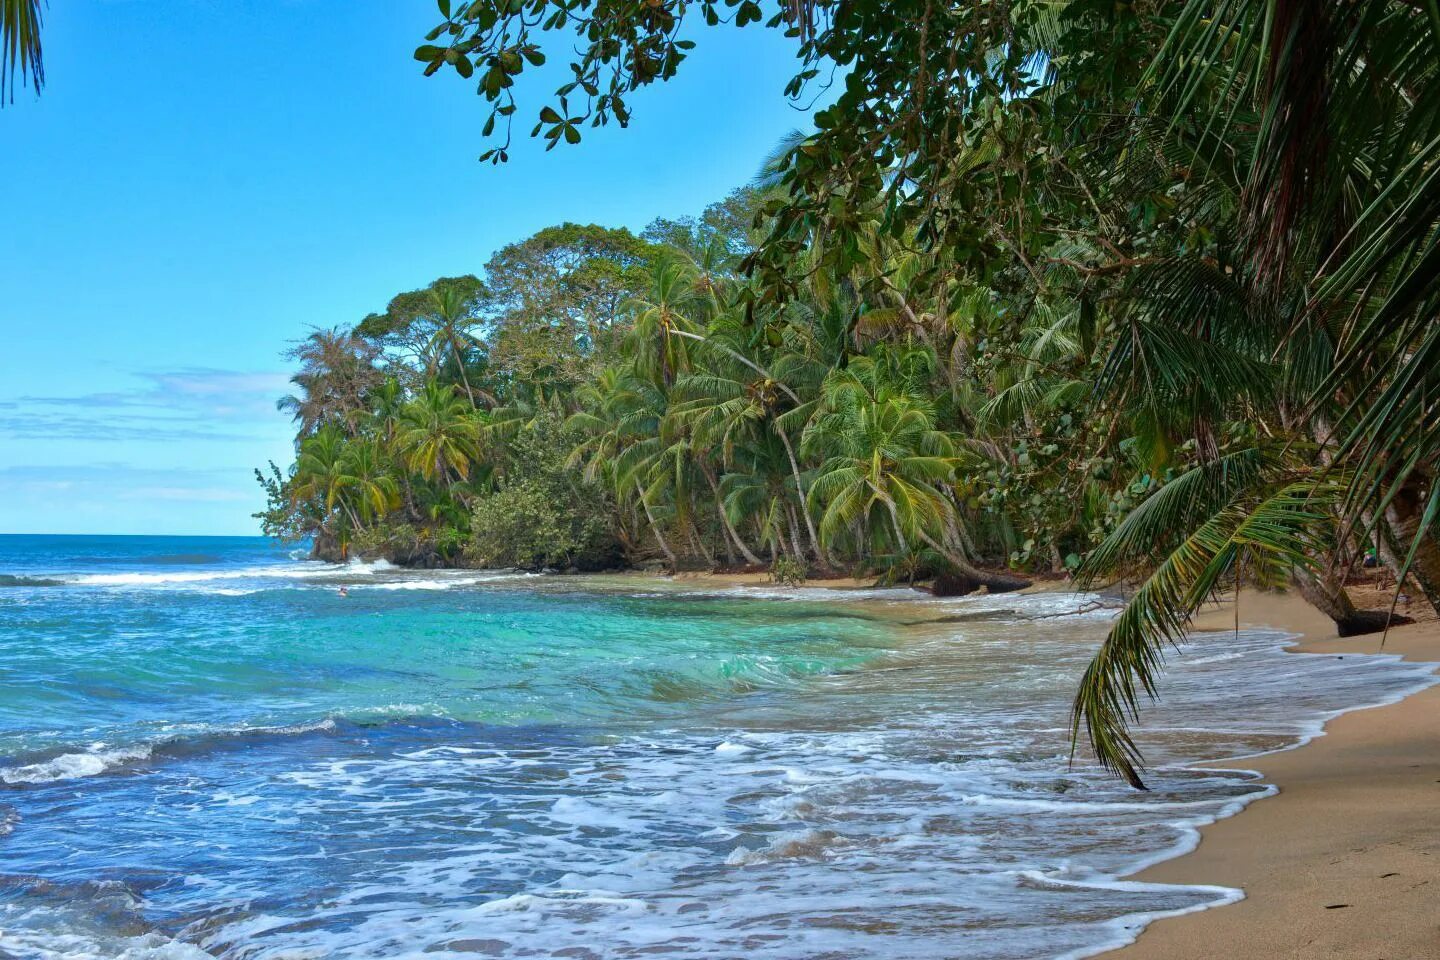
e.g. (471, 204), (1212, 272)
(1105, 590), (1440, 959)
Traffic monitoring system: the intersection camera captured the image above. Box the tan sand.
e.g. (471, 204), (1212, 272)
(1105, 590), (1440, 960)
(663, 570), (882, 590)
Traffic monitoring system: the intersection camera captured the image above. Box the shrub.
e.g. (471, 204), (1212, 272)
(466, 413), (623, 571)
(468, 481), (619, 571)
(769, 556), (808, 586)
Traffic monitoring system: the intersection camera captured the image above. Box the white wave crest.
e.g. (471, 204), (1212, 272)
(65, 558), (394, 587)
(0, 744), (153, 785)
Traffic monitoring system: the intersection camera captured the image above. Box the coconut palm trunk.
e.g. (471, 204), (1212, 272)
(688, 525), (715, 568)
(701, 466), (762, 566)
(775, 426), (823, 560)
(916, 529), (1032, 594)
(1292, 566), (1408, 636)
(450, 340), (478, 409)
(784, 503), (806, 561)
(634, 480), (677, 570)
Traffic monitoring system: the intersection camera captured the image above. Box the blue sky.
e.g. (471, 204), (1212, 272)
(0, 1), (822, 535)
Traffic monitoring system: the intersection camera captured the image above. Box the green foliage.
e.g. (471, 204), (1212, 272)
(1, 0), (45, 102)
(1072, 473), (1341, 788)
(468, 481), (619, 571)
(768, 556), (808, 586)
(253, 462), (310, 543)
(468, 414), (621, 570)
(482, 223), (658, 395)
(351, 522), (466, 567)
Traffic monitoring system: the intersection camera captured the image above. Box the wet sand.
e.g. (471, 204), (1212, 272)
(1106, 590), (1440, 959)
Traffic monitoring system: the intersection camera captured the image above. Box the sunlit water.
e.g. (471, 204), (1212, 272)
(0, 534), (1433, 959)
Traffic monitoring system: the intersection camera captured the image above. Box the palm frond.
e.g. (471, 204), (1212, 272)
(1072, 477), (1338, 788)
(2, 0), (44, 103)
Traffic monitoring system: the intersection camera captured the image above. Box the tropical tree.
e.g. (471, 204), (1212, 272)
(668, 317), (824, 562)
(278, 328), (385, 437)
(289, 426), (363, 556)
(626, 254), (700, 387)
(395, 382), (484, 486)
(1065, 0), (1440, 787)
(567, 368), (679, 568)
(339, 437), (400, 524)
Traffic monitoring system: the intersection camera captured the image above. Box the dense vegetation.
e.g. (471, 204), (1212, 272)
(254, 204), (1047, 591)
(12, 0), (1440, 785)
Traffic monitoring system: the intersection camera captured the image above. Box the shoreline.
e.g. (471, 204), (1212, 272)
(10, 556), (1439, 955)
(1099, 591), (1440, 959)
(649, 574), (1440, 958)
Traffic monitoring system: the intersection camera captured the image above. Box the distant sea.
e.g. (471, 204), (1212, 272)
(0, 534), (1432, 959)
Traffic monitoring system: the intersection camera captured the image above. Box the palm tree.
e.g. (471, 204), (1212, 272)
(668, 341), (820, 564)
(366, 377), (406, 446)
(278, 328), (385, 438)
(289, 426), (364, 557)
(804, 363), (956, 558)
(671, 312), (832, 561)
(1067, 0), (1440, 785)
(1, 0), (44, 103)
(567, 368), (680, 568)
(626, 254), (700, 387)
(339, 437), (400, 523)
(1072, 460), (1348, 788)
(719, 432), (806, 562)
(421, 278), (489, 409)
(395, 382), (483, 485)
(804, 354), (1030, 591)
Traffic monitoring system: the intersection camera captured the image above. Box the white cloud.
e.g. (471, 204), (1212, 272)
(2, 366), (293, 442)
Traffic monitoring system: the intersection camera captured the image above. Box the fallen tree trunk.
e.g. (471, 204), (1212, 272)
(916, 531), (1032, 594)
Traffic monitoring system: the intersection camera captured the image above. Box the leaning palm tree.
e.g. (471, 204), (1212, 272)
(626, 254), (701, 387)
(339, 437), (400, 524)
(668, 328), (826, 563)
(720, 432), (808, 562)
(289, 426), (363, 556)
(421, 278), (489, 409)
(567, 368), (681, 568)
(805, 354), (1031, 591)
(2, 0), (44, 103)
(1068, 0), (1440, 785)
(1072, 462), (1348, 788)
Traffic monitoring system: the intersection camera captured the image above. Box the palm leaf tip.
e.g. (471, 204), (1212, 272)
(1, 0), (45, 103)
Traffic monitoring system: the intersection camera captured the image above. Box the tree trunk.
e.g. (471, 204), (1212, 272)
(917, 529), (1031, 593)
(1316, 415), (1440, 611)
(634, 480), (677, 570)
(450, 334), (478, 409)
(784, 503), (806, 563)
(775, 426), (824, 560)
(688, 525), (716, 568)
(717, 526), (736, 566)
(882, 497), (911, 554)
(1384, 479), (1440, 612)
(702, 466), (762, 566)
(1292, 567), (1410, 637)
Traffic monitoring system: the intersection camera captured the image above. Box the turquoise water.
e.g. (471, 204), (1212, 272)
(0, 535), (1433, 959)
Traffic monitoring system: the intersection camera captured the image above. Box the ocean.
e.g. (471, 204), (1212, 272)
(0, 534), (1432, 959)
